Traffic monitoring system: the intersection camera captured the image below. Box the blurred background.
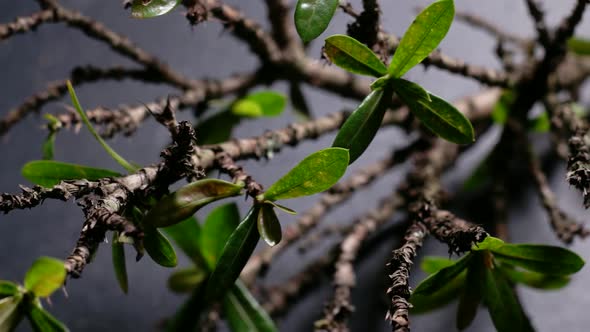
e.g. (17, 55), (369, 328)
(1, 0), (589, 331)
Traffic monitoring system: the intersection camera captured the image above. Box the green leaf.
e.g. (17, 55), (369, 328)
(201, 203), (241, 269)
(263, 201), (297, 215)
(0, 296), (23, 332)
(167, 268), (207, 294)
(323, 35), (387, 77)
(500, 265), (570, 290)
(388, 0), (455, 77)
(21, 160), (120, 188)
(456, 253), (484, 330)
(26, 305), (69, 332)
(472, 236), (505, 251)
(224, 281), (278, 332)
(204, 205), (261, 305)
(0, 282), (18, 299)
(257, 203), (282, 247)
(332, 88), (390, 163)
(196, 111), (241, 145)
(394, 80), (475, 144)
(491, 90), (515, 124)
(143, 179), (243, 228)
(111, 232), (128, 294)
(391, 78), (431, 102)
(24, 257), (66, 298)
(567, 37), (590, 55)
(413, 253), (473, 296)
(131, 0), (181, 19)
(420, 256), (455, 274)
(491, 243), (584, 275)
(66, 81), (136, 173)
(231, 91), (287, 118)
(294, 0), (339, 43)
(163, 217), (204, 266)
(528, 111), (550, 132)
(143, 226), (178, 268)
(263, 148), (349, 201)
(41, 114), (60, 160)
(482, 266), (529, 332)
(410, 270), (465, 314)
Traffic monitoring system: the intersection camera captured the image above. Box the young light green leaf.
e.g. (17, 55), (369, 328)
(413, 253), (473, 296)
(0, 296), (23, 332)
(457, 253), (484, 330)
(567, 37), (590, 56)
(66, 81), (136, 173)
(21, 160), (120, 188)
(131, 0), (181, 19)
(26, 305), (69, 332)
(144, 179), (243, 228)
(257, 204), (282, 247)
(41, 114), (61, 160)
(472, 236), (504, 251)
(263, 148), (349, 201)
(420, 256), (456, 274)
(294, 0), (339, 43)
(332, 88), (391, 163)
(196, 111), (241, 145)
(0, 282), (18, 299)
(224, 281), (278, 332)
(528, 111), (550, 132)
(389, 0), (454, 77)
(323, 35), (388, 77)
(491, 90), (515, 124)
(231, 91), (287, 118)
(500, 265), (570, 290)
(111, 232), (128, 294)
(410, 270), (465, 314)
(143, 226), (178, 268)
(491, 243), (584, 275)
(204, 205), (261, 304)
(395, 82), (475, 144)
(201, 203), (241, 269)
(24, 257), (66, 298)
(167, 268), (207, 294)
(163, 217), (204, 266)
(482, 267), (529, 332)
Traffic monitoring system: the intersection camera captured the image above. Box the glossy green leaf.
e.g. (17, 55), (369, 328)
(394, 81), (475, 144)
(420, 256), (455, 274)
(224, 281), (278, 332)
(413, 253), (473, 296)
(163, 217), (204, 266)
(201, 203), (241, 269)
(457, 253), (484, 330)
(232, 91), (287, 118)
(294, 0), (339, 43)
(66, 81), (136, 173)
(410, 270), (465, 314)
(323, 35), (387, 77)
(389, 0), (455, 78)
(332, 88), (390, 163)
(167, 268), (207, 294)
(257, 204), (282, 247)
(131, 0), (181, 19)
(21, 160), (120, 188)
(263, 148), (349, 201)
(482, 266), (529, 332)
(27, 305), (69, 332)
(0, 282), (18, 299)
(500, 265), (570, 290)
(111, 232), (128, 294)
(196, 111), (240, 145)
(24, 257), (66, 298)
(0, 296), (23, 332)
(144, 179), (243, 228)
(568, 37), (590, 55)
(143, 226), (178, 267)
(389, 0), (455, 77)
(204, 205), (261, 304)
(491, 243), (584, 275)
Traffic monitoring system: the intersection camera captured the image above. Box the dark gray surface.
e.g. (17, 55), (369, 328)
(1, 1), (589, 331)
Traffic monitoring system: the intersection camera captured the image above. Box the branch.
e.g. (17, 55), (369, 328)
(524, 0), (551, 47)
(0, 9), (55, 40)
(454, 10), (530, 48)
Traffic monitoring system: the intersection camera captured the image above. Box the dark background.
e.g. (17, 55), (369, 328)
(1, 1), (589, 331)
